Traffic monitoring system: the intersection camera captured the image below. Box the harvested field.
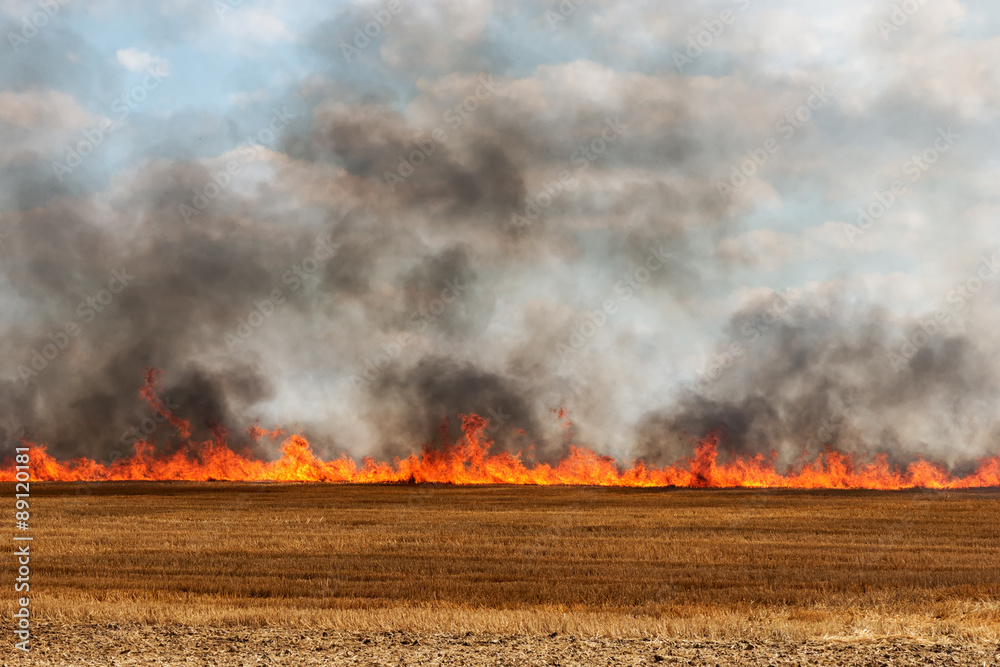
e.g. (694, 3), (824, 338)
(11, 624), (1000, 666)
(5, 483), (1000, 664)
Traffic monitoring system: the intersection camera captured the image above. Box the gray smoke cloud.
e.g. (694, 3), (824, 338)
(2, 0), (999, 471)
(638, 293), (1000, 469)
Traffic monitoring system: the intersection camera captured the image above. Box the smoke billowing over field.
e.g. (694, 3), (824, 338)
(3, 1), (1000, 664)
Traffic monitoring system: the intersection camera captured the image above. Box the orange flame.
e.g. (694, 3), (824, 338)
(2, 372), (999, 488)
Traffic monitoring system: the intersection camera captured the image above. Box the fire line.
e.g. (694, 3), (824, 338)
(3, 370), (998, 488)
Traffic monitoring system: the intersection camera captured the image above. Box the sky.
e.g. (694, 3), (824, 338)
(2, 0), (1000, 469)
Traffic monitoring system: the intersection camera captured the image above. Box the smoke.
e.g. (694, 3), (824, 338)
(2, 1), (998, 470)
(637, 294), (1000, 469)
(366, 356), (541, 460)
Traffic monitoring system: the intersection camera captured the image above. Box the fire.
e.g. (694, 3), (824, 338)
(2, 371), (999, 488)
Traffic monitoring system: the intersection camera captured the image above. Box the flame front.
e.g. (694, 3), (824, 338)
(3, 372), (999, 488)
(5, 417), (1000, 488)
